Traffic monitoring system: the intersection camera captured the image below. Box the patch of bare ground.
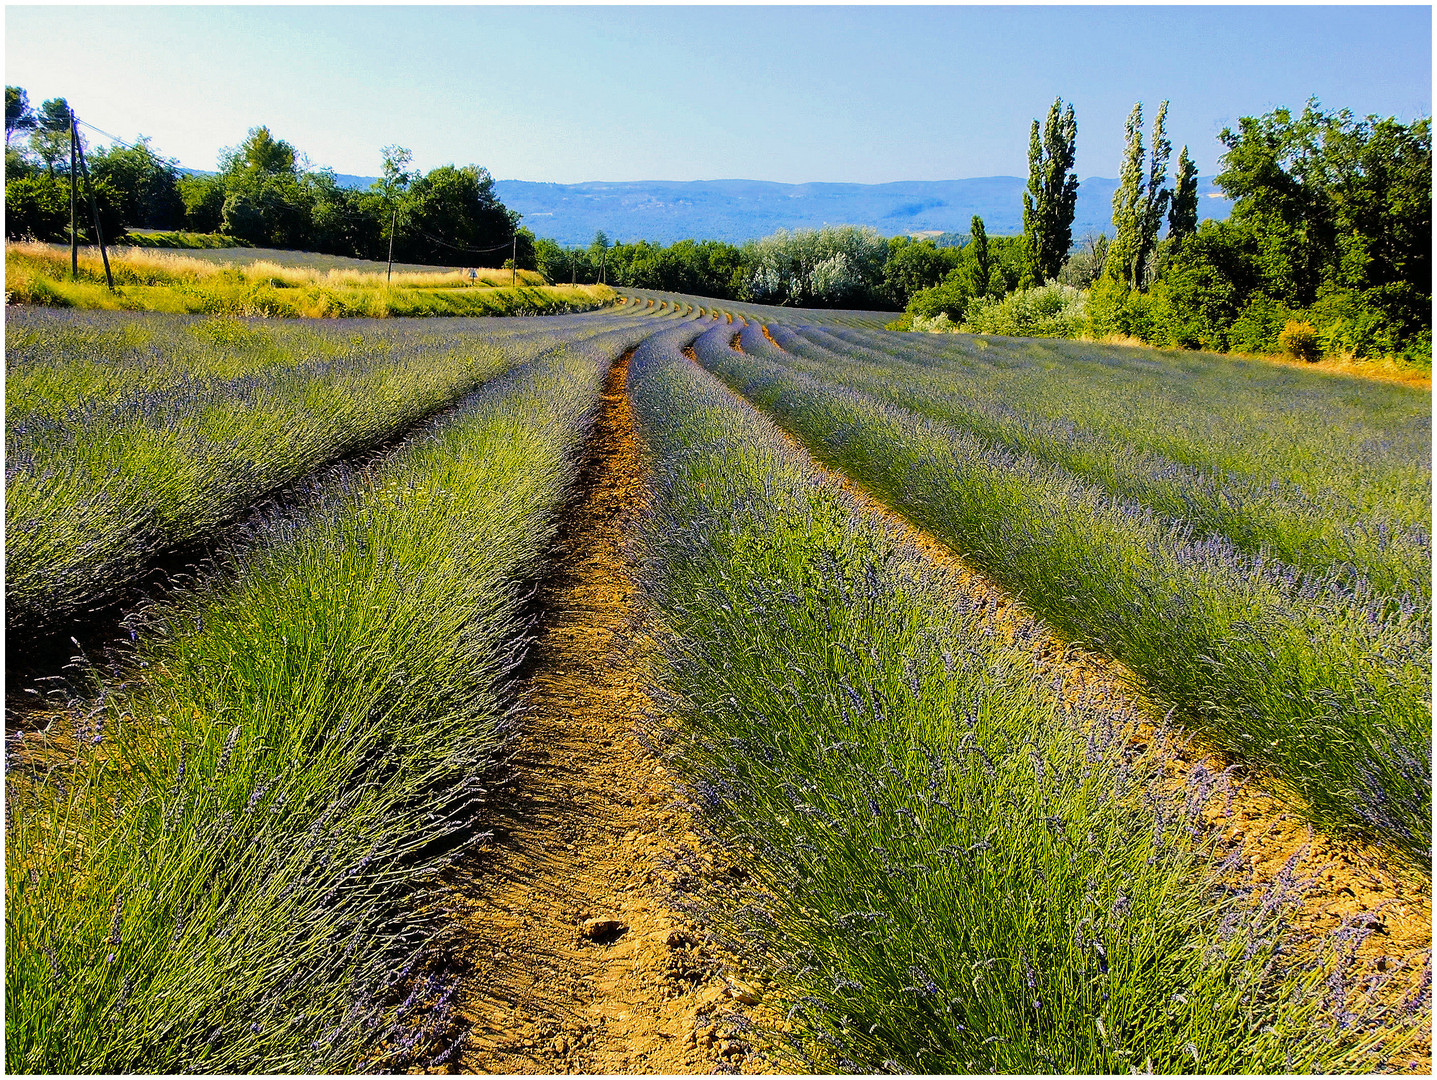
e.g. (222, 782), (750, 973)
(698, 331), (1432, 1069)
(440, 350), (771, 1075)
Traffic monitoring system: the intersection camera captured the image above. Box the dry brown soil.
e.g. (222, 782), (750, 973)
(441, 352), (769, 1075)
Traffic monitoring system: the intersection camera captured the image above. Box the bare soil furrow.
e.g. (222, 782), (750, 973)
(446, 348), (765, 1075)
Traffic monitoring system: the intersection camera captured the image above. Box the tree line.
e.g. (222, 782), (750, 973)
(8, 84), (1426, 360)
(5, 87), (531, 268)
(907, 96), (1431, 362)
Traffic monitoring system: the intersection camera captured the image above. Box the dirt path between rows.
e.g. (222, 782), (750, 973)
(698, 333), (1432, 1068)
(442, 351), (766, 1075)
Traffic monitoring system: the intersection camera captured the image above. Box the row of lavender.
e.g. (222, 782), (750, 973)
(691, 320), (1431, 867)
(4, 292), (727, 654)
(5, 327), (649, 1071)
(5, 311), (627, 642)
(627, 323), (1424, 1071)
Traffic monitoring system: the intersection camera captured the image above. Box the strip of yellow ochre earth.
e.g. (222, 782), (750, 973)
(442, 351), (770, 1075)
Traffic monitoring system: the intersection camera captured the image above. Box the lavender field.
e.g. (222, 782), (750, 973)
(6, 296), (1430, 1073)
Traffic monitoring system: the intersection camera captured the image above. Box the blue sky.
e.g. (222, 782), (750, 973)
(6, 5), (1431, 184)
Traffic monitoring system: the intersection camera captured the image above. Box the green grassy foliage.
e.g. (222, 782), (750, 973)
(5, 310), (629, 639)
(6, 336), (630, 1072)
(628, 323), (1420, 1071)
(693, 325), (1431, 866)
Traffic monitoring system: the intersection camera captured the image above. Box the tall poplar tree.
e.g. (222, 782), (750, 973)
(1168, 145), (1199, 245)
(966, 214), (992, 296)
(1109, 100), (1173, 288)
(1022, 97), (1080, 284)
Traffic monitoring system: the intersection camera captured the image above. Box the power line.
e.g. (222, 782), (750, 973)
(406, 224), (516, 255)
(74, 120), (151, 156)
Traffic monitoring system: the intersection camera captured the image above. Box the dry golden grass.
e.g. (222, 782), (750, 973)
(6, 241), (546, 290)
(5, 242), (612, 319)
(1238, 348), (1432, 389)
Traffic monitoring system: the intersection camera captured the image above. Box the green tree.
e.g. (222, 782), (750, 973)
(91, 137), (185, 229)
(397, 164), (517, 266)
(6, 85), (34, 145)
(1167, 145), (1199, 246)
(28, 98), (71, 177)
(1213, 99), (1338, 308)
(965, 215), (997, 297)
(307, 169), (381, 258)
(178, 173), (227, 233)
(1216, 100), (1431, 351)
(589, 230), (611, 282)
(1022, 96), (1080, 284)
(4, 175), (69, 239)
(220, 125), (298, 182)
(214, 126), (311, 246)
(375, 144), (414, 267)
(1058, 232), (1110, 288)
(882, 235), (960, 308)
(5, 172), (122, 242)
(1109, 100), (1172, 288)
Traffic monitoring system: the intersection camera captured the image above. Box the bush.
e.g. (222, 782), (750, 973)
(963, 281), (1086, 338)
(910, 312), (955, 333)
(1224, 295), (1292, 355)
(1277, 319), (1322, 362)
(905, 274), (972, 321)
(5, 173), (126, 243)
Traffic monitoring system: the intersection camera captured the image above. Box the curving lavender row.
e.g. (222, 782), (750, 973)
(629, 322), (1416, 1071)
(750, 321), (1431, 601)
(4, 309), (657, 643)
(695, 322), (1431, 866)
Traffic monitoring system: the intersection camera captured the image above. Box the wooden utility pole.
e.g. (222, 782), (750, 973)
(69, 111), (78, 279)
(511, 235), (517, 286)
(386, 204), (398, 284)
(73, 121), (114, 291)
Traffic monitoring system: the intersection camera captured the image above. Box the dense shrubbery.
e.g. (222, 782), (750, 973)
(963, 281), (1086, 338)
(905, 100), (1431, 365)
(542, 228), (973, 310)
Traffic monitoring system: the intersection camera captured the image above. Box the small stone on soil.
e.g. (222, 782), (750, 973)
(581, 917), (627, 942)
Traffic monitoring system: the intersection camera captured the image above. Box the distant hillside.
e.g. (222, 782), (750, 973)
(493, 177), (1233, 246)
(177, 169), (1233, 246)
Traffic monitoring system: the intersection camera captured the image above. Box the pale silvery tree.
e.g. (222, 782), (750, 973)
(1109, 100), (1172, 288)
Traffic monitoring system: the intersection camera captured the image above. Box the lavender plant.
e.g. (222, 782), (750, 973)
(616, 286), (893, 329)
(628, 325), (1424, 1071)
(5, 310), (648, 643)
(5, 329), (640, 1072)
(693, 327), (1431, 866)
(752, 321), (1431, 600)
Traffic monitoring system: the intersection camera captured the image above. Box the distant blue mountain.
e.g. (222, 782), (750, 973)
(177, 169), (1233, 246)
(493, 177), (1233, 246)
